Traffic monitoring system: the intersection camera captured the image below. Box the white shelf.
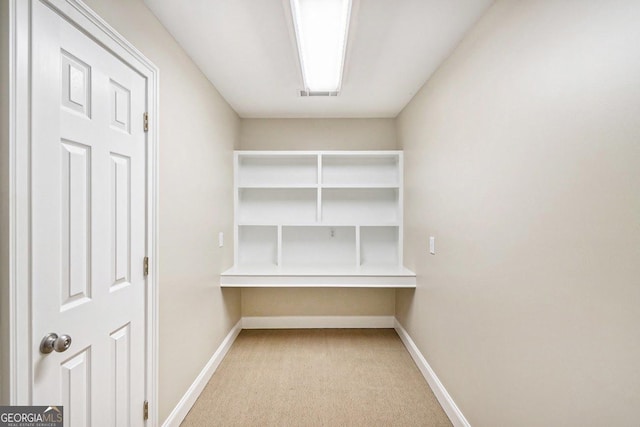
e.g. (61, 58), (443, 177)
(239, 222), (400, 227)
(229, 150), (410, 288)
(238, 184), (319, 189)
(321, 184), (400, 189)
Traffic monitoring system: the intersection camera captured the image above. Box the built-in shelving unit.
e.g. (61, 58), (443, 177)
(221, 151), (416, 288)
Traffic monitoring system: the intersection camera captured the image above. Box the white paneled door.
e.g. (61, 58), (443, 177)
(31, 2), (147, 425)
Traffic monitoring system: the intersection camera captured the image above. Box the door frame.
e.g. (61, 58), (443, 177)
(8, 0), (159, 423)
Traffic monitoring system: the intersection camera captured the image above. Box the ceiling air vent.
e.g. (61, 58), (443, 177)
(299, 90), (339, 97)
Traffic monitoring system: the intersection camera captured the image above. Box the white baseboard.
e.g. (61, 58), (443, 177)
(162, 319), (242, 427)
(242, 315), (395, 329)
(394, 320), (471, 427)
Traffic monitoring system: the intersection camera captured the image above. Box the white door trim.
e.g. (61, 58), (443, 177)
(8, 0), (159, 423)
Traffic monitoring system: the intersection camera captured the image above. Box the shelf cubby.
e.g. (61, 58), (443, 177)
(237, 153), (317, 187)
(322, 154), (399, 187)
(282, 226), (356, 269)
(321, 188), (399, 224)
(360, 226), (399, 267)
(237, 188), (317, 224)
(237, 225), (278, 268)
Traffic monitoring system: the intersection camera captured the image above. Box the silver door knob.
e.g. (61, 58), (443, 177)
(40, 333), (72, 354)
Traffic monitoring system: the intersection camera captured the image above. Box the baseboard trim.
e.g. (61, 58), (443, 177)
(394, 320), (471, 427)
(242, 315), (395, 329)
(162, 319), (242, 427)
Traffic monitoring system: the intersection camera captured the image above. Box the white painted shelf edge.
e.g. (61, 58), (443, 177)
(219, 266), (416, 288)
(234, 150), (403, 155)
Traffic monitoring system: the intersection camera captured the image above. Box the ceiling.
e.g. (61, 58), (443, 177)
(143, 0), (493, 118)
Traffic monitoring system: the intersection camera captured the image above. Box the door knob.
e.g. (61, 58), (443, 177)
(40, 333), (72, 354)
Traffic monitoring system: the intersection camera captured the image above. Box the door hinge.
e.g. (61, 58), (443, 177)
(143, 257), (149, 276)
(143, 400), (149, 420)
(143, 112), (149, 132)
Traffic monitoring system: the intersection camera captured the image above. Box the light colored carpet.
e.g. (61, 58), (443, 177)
(181, 329), (452, 427)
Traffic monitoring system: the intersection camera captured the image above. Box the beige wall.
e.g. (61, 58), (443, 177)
(78, 0), (241, 422)
(240, 118), (398, 317)
(240, 118), (397, 151)
(0, 0), (10, 405)
(396, 1), (640, 426)
(242, 288), (395, 317)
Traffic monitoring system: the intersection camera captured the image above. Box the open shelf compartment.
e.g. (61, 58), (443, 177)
(238, 188), (317, 224)
(237, 153), (318, 187)
(322, 188), (399, 224)
(282, 226), (356, 269)
(360, 226), (399, 268)
(237, 225), (278, 268)
(322, 153), (400, 187)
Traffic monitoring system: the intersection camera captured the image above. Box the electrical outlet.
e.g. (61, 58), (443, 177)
(429, 236), (435, 254)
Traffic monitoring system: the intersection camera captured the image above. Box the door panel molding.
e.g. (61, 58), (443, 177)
(8, 0), (159, 423)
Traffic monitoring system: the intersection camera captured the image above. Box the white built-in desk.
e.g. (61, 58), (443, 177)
(222, 150), (416, 289)
(220, 265), (416, 288)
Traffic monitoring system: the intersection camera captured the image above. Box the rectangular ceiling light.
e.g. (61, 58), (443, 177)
(291, 0), (352, 93)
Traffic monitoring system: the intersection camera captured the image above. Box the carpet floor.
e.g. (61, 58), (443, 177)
(181, 329), (452, 427)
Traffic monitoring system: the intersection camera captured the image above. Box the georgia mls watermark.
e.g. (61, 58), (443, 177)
(0, 406), (63, 427)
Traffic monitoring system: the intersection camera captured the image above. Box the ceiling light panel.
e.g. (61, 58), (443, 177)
(291, 0), (351, 93)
